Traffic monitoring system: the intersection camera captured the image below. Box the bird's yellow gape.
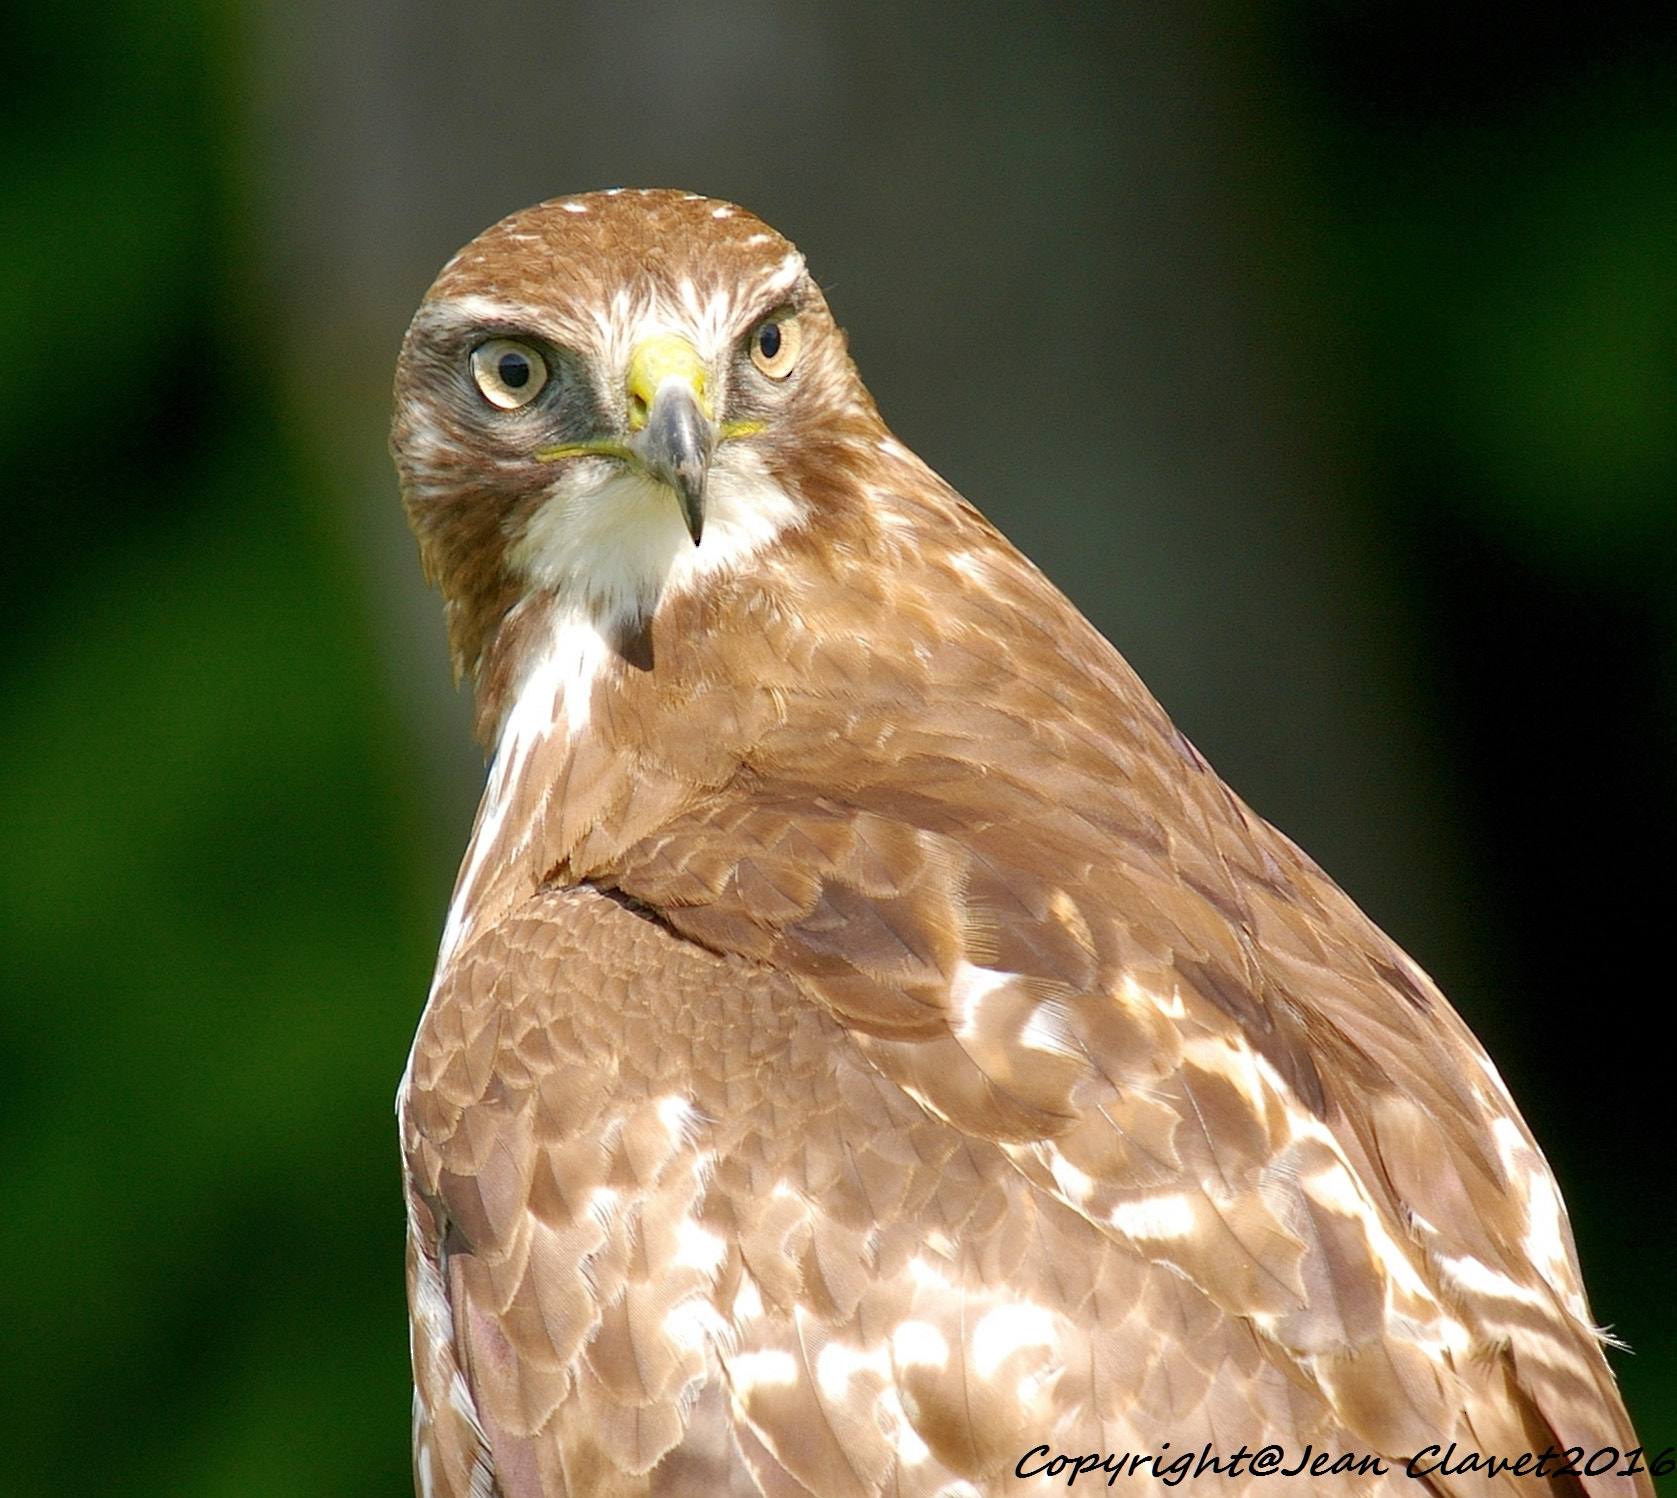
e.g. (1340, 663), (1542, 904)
(534, 332), (760, 547)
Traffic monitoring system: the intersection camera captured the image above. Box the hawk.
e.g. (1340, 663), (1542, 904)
(392, 190), (1646, 1497)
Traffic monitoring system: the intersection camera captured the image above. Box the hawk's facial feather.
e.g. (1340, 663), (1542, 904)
(506, 455), (804, 644)
(392, 191), (877, 742)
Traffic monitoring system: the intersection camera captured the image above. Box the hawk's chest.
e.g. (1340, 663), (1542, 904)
(432, 612), (622, 977)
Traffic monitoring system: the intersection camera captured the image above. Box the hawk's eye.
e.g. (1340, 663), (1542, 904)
(749, 316), (801, 380)
(470, 339), (548, 409)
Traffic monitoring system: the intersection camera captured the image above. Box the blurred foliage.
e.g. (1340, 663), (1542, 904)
(1333, 67), (1677, 586)
(1269, 0), (1677, 1467)
(0, 0), (420, 1492)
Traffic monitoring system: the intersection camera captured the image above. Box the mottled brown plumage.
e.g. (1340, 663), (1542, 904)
(392, 190), (1646, 1497)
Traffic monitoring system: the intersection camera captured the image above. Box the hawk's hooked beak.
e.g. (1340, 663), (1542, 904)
(625, 333), (713, 545)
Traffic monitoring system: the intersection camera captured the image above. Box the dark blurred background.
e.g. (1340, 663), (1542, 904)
(1, 1), (1672, 1492)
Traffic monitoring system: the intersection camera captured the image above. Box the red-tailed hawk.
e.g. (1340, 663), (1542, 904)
(391, 190), (1646, 1497)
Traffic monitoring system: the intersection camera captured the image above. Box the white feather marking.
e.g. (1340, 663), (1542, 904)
(656, 1093), (699, 1142)
(431, 614), (606, 975)
(405, 1188), (491, 1490)
(1238, 1050), (1480, 1361)
(673, 1218), (728, 1276)
(891, 1322), (950, 1369)
(1394, 1310), (1478, 1362)
(1130, 974), (1186, 1019)
(1182, 1033), (1272, 1118)
(908, 1257), (953, 1290)
(1019, 1004), (1081, 1059)
(1110, 1194), (1195, 1241)
(815, 1342), (889, 1402)
(733, 1276), (765, 1322)
(1244, 1041), (1443, 1312)
(765, 251), (805, 295)
(889, 1399), (932, 1464)
(540, 612), (612, 738)
(1496, 1320), (1604, 1382)
(1489, 1116), (1585, 1318)
(1525, 1173), (1575, 1294)
(971, 1303), (1057, 1378)
(433, 291), (549, 328)
(1437, 1254), (1550, 1310)
(730, 1350), (799, 1393)
(1489, 1115), (1526, 1176)
(1301, 1162), (1436, 1304)
(561, 200), (588, 213)
(447, 1372), (480, 1423)
(1046, 1149), (1096, 1207)
(665, 1293), (729, 1354)
(399, 403), (451, 469)
(948, 962), (1015, 1040)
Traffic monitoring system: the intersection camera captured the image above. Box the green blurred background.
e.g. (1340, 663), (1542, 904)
(1, 2), (1672, 1492)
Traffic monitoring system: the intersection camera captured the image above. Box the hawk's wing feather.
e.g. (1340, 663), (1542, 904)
(406, 893), (1340, 1496)
(572, 526), (1641, 1486)
(408, 887), (1069, 1498)
(406, 875), (1636, 1498)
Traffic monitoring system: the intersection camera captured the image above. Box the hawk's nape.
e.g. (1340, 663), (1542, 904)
(391, 190), (1647, 1497)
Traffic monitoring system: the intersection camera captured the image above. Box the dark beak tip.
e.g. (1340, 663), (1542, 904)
(677, 486), (705, 546)
(638, 382), (711, 547)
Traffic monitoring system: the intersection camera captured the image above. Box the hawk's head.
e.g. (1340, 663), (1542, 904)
(393, 189), (885, 737)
